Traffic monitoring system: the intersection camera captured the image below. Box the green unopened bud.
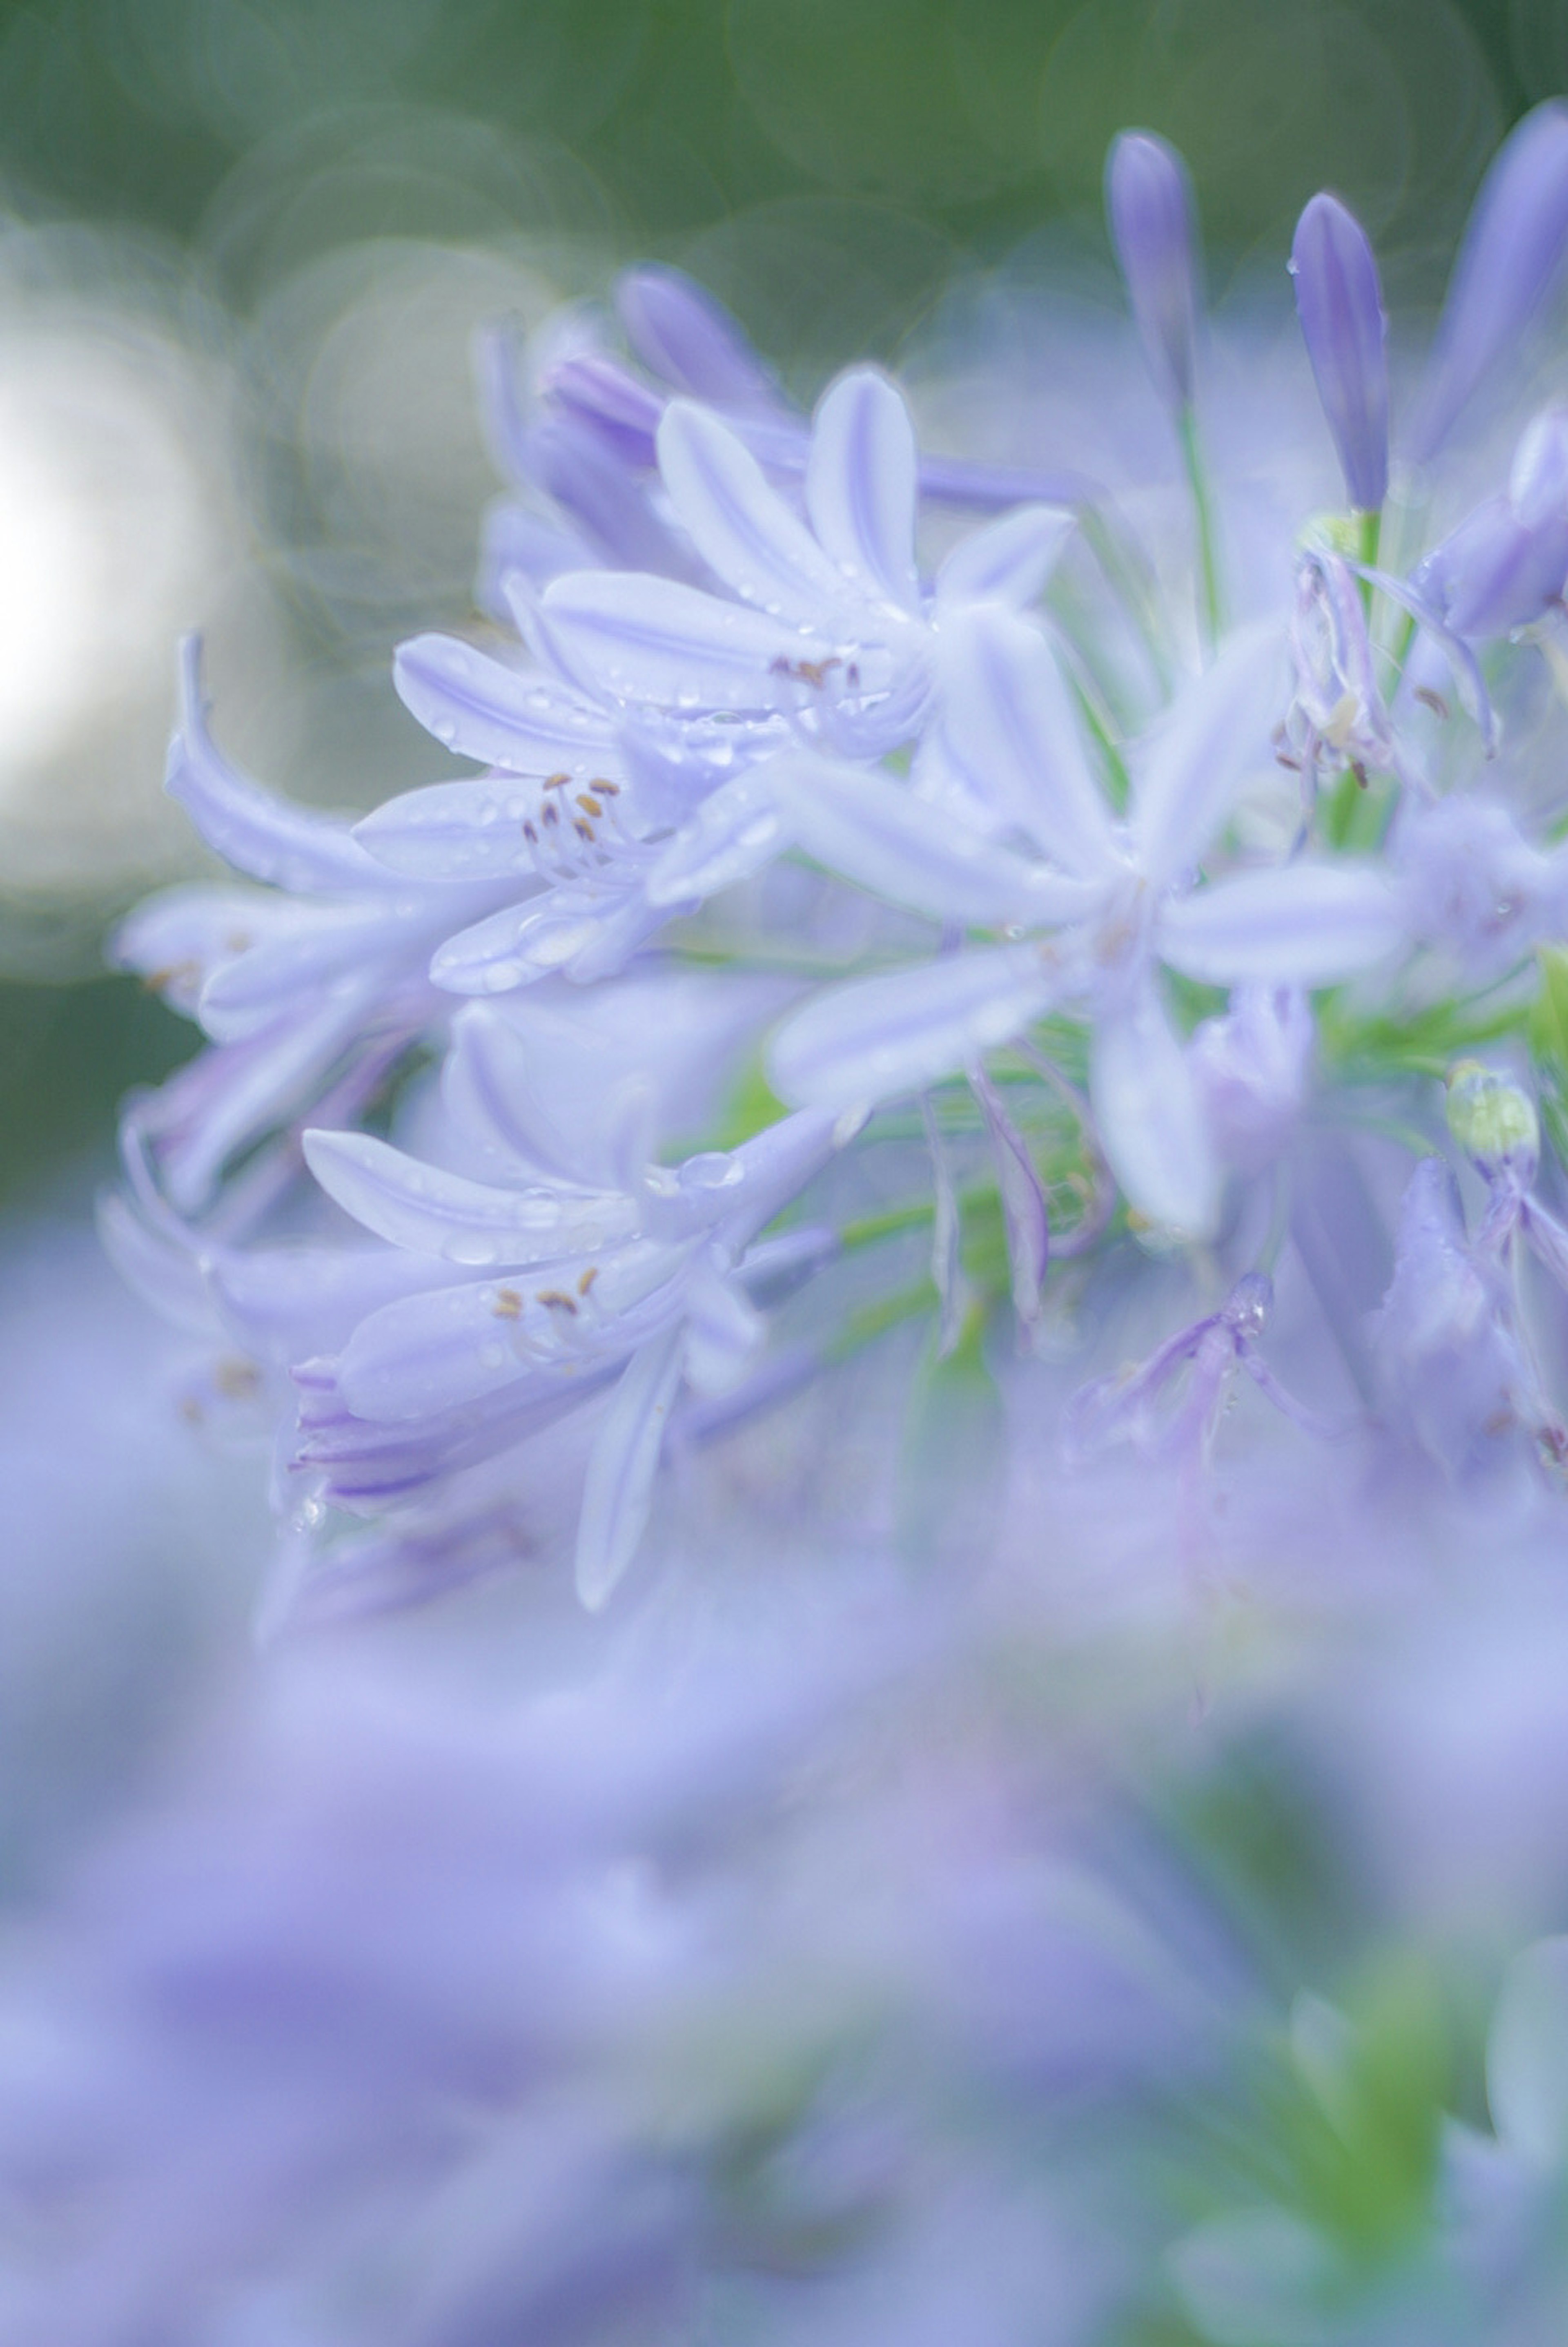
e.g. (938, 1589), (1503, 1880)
(1446, 1059), (1539, 1181)
(1299, 511), (1363, 559)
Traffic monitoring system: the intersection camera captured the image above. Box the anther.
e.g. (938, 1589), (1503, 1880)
(536, 1290), (579, 1314)
(492, 1288), (522, 1320)
(576, 794), (603, 817)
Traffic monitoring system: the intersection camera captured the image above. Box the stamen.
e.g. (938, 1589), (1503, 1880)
(492, 1288), (522, 1320)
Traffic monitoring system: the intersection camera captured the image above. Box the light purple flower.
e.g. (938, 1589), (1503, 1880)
(1290, 192), (1389, 513)
(539, 368), (1073, 761)
(1105, 130), (1199, 417)
(768, 609), (1402, 1236)
(115, 643), (513, 1207)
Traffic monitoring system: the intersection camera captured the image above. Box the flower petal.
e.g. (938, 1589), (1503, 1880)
(431, 883), (665, 995)
(940, 605), (1118, 877)
(1091, 985), (1221, 1238)
(617, 267), (785, 409)
(575, 1325), (686, 1609)
(768, 946), (1059, 1111)
(935, 503), (1074, 609)
(302, 1129), (640, 1266)
(359, 774), (619, 883)
(1130, 622), (1286, 886)
(804, 368), (920, 614)
(1157, 862), (1404, 987)
(167, 638), (375, 893)
(771, 751), (1096, 928)
(657, 399), (851, 624)
(645, 770), (788, 908)
(392, 634), (615, 774)
(541, 571), (804, 712)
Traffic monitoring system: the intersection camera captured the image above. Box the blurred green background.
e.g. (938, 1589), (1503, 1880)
(0, 0), (1552, 1213)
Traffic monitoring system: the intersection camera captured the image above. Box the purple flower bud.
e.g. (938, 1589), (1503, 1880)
(1411, 100), (1568, 463)
(1290, 193), (1389, 512)
(1105, 130), (1199, 415)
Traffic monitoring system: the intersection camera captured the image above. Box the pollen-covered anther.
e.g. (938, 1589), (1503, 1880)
(1415, 686), (1451, 720)
(213, 1357), (261, 1399)
(492, 1288), (522, 1321)
(577, 1267), (599, 1296)
(576, 794), (604, 818)
(536, 1290), (579, 1315)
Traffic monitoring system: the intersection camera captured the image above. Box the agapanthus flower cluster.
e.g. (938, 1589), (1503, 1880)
(30, 92), (1568, 2342)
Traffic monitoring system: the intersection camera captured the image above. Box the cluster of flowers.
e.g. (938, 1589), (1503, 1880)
(107, 100), (1568, 1619)
(15, 92), (1568, 2342)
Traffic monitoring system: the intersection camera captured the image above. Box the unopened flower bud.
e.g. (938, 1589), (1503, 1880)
(1446, 1059), (1539, 1184)
(1290, 193), (1389, 513)
(1106, 130), (1199, 417)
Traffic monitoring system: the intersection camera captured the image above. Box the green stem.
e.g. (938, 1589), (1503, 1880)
(1179, 405), (1222, 652)
(1355, 505), (1381, 622)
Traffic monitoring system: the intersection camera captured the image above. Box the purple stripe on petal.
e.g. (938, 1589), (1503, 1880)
(301, 1129), (640, 1265)
(1157, 862), (1404, 987)
(541, 572), (804, 713)
(940, 605), (1117, 879)
(1131, 622), (1286, 887)
(658, 400), (851, 625)
(393, 634), (615, 774)
(768, 946), (1059, 1112)
(934, 504), (1074, 610)
(772, 752), (1093, 929)
(804, 369), (921, 615)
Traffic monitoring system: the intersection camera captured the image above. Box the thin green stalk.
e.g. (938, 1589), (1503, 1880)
(1178, 405), (1221, 652)
(1356, 505), (1381, 623)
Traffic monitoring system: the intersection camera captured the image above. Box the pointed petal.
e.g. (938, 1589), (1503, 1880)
(575, 1326), (686, 1609)
(768, 946), (1059, 1111)
(392, 634), (614, 774)
(302, 1129), (639, 1265)
(335, 1280), (537, 1421)
(359, 774), (615, 883)
(657, 399), (851, 625)
(645, 770), (788, 908)
(210, 1240), (456, 1361)
(1352, 564), (1499, 753)
(804, 368), (920, 613)
(167, 638), (374, 892)
(616, 268), (784, 409)
(771, 752), (1094, 927)
(1091, 985), (1221, 1238)
(935, 503), (1074, 609)
(1158, 862), (1404, 986)
(1131, 622), (1286, 886)
(940, 605), (1117, 877)
(195, 899), (402, 1042)
(112, 884), (279, 1015)
(541, 571), (803, 712)
(430, 883), (664, 994)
